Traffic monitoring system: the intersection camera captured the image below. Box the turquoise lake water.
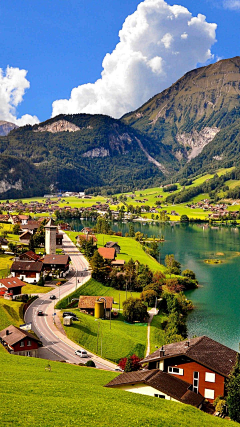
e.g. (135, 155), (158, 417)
(68, 219), (240, 351)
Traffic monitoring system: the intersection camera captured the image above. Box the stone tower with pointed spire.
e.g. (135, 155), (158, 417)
(45, 218), (57, 255)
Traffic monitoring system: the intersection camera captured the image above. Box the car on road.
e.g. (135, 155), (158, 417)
(50, 295), (56, 300)
(75, 349), (88, 358)
(37, 310), (44, 316)
(114, 367), (124, 372)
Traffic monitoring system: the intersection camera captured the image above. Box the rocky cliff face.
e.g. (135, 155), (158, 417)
(0, 121), (18, 136)
(176, 127), (220, 161)
(34, 119), (81, 133)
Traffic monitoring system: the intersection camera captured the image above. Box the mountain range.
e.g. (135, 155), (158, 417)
(1, 56), (240, 198)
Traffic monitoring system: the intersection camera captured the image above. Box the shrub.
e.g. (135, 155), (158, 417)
(140, 290), (158, 307)
(86, 360), (96, 368)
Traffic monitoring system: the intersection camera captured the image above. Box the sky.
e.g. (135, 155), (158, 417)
(1, 0), (240, 125)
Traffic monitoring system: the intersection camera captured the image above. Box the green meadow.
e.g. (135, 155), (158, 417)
(0, 351), (237, 427)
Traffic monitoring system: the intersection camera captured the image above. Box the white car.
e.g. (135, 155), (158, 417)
(75, 349), (88, 358)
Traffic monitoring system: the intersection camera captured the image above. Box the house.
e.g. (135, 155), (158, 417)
(104, 241), (121, 254)
(105, 369), (204, 408)
(20, 220), (40, 234)
(140, 336), (238, 403)
(56, 233), (63, 247)
(0, 277), (25, 296)
(11, 261), (43, 284)
(111, 259), (125, 268)
(0, 325), (40, 357)
(19, 250), (41, 262)
(18, 215), (30, 225)
(76, 234), (97, 244)
(19, 231), (33, 244)
(78, 295), (113, 318)
(0, 236), (9, 249)
(98, 247), (116, 261)
(43, 254), (70, 277)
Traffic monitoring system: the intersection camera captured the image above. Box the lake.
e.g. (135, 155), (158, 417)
(68, 219), (240, 351)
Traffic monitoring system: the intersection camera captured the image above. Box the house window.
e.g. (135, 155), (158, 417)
(26, 351), (31, 357)
(168, 366), (184, 376)
(204, 389), (215, 399)
(193, 371), (199, 393)
(27, 340), (31, 347)
(154, 394), (165, 399)
(205, 372), (215, 383)
(20, 341), (24, 347)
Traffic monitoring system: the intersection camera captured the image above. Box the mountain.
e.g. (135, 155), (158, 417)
(122, 56), (240, 176)
(0, 114), (175, 197)
(0, 121), (18, 136)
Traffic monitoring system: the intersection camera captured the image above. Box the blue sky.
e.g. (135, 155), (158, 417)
(1, 0), (240, 124)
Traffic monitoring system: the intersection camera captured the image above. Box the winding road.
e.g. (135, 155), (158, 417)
(25, 233), (117, 370)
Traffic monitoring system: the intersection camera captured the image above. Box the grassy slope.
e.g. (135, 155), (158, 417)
(1, 352), (237, 427)
(0, 299), (24, 353)
(62, 310), (147, 362)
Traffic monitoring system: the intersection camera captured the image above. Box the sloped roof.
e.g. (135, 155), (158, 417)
(98, 247), (116, 260)
(0, 325), (39, 346)
(79, 295), (113, 309)
(105, 241), (120, 248)
(111, 260), (125, 266)
(43, 255), (69, 265)
(105, 369), (204, 407)
(141, 336), (238, 377)
(0, 277), (25, 289)
(19, 251), (41, 261)
(45, 218), (57, 228)
(11, 261), (43, 273)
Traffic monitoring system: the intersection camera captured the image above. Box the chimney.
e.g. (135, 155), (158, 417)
(185, 341), (189, 347)
(6, 330), (9, 335)
(159, 345), (165, 357)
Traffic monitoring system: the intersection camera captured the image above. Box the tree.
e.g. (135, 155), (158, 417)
(29, 235), (35, 252)
(90, 251), (109, 282)
(123, 297), (149, 323)
(180, 214), (189, 223)
(128, 224), (135, 237)
(140, 290), (158, 307)
(13, 224), (21, 235)
(118, 354), (141, 372)
(165, 254), (181, 276)
(227, 354), (240, 422)
(182, 269), (196, 280)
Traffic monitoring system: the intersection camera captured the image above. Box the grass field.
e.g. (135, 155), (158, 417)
(0, 298), (24, 353)
(67, 231), (166, 273)
(21, 284), (54, 294)
(0, 254), (14, 278)
(150, 311), (168, 353)
(0, 352), (236, 427)
(62, 310), (147, 362)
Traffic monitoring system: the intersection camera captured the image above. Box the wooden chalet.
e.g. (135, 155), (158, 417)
(140, 336), (238, 403)
(0, 277), (25, 296)
(0, 325), (40, 357)
(98, 247), (116, 261)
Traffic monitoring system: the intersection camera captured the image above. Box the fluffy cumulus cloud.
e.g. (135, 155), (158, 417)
(222, 0), (240, 9)
(0, 66), (39, 125)
(52, 0), (217, 119)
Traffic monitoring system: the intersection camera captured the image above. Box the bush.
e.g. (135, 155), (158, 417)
(118, 354), (141, 372)
(85, 360), (96, 368)
(140, 290), (158, 307)
(122, 297), (149, 323)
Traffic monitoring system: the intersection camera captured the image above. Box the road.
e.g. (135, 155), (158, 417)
(25, 232), (117, 370)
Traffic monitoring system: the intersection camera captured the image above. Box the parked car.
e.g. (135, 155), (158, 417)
(75, 349), (88, 358)
(63, 311), (79, 321)
(37, 310), (44, 316)
(50, 295), (56, 300)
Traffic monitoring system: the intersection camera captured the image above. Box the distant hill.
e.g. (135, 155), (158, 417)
(0, 114), (175, 197)
(0, 121), (18, 136)
(122, 56), (240, 177)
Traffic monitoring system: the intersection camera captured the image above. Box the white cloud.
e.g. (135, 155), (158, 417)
(52, 0), (217, 119)
(0, 66), (39, 126)
(222, 0), (240, 9)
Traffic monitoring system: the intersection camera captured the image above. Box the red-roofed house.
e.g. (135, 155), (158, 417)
(0, 277), (25, 296)
(98, 247), (116, 261)
(0, 325), (40, 357)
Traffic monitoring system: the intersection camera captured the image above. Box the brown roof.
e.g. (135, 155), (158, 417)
(43, 255), (70, 265)
(79, 295), (114, 310)
(98, 247), (116, 260)
(77, 234), (97, 242)
(105, 242), (120, 248)
(11, 261), (43, 273)
(0, 277), (25, 289)
(19, 251), (41, 261)
(105, 369), (204, 408)
(0, 325), (39, 346)
(45, 218), (57, 228)
(111, 260), (125, 266)
(19, 231), (32, 239)
(21, 221), (40, 231)
(141, 336), (238, 378)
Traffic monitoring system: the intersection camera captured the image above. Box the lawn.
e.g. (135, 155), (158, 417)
(67, 231), (166, 273)
(61, 310), (147, 362)
(21, 284), (54, 294)
(0, 298), (24, 353)
(0, 254), (14, 278)
(56, 278), (141, 311)
(150, 311), (168, 353)
(0, 352), (237, 427)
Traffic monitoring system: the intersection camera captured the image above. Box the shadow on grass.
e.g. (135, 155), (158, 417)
(71, 323), (97, 337)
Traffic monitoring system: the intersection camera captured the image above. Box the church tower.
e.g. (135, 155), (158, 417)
(45, 218), (57, 255)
